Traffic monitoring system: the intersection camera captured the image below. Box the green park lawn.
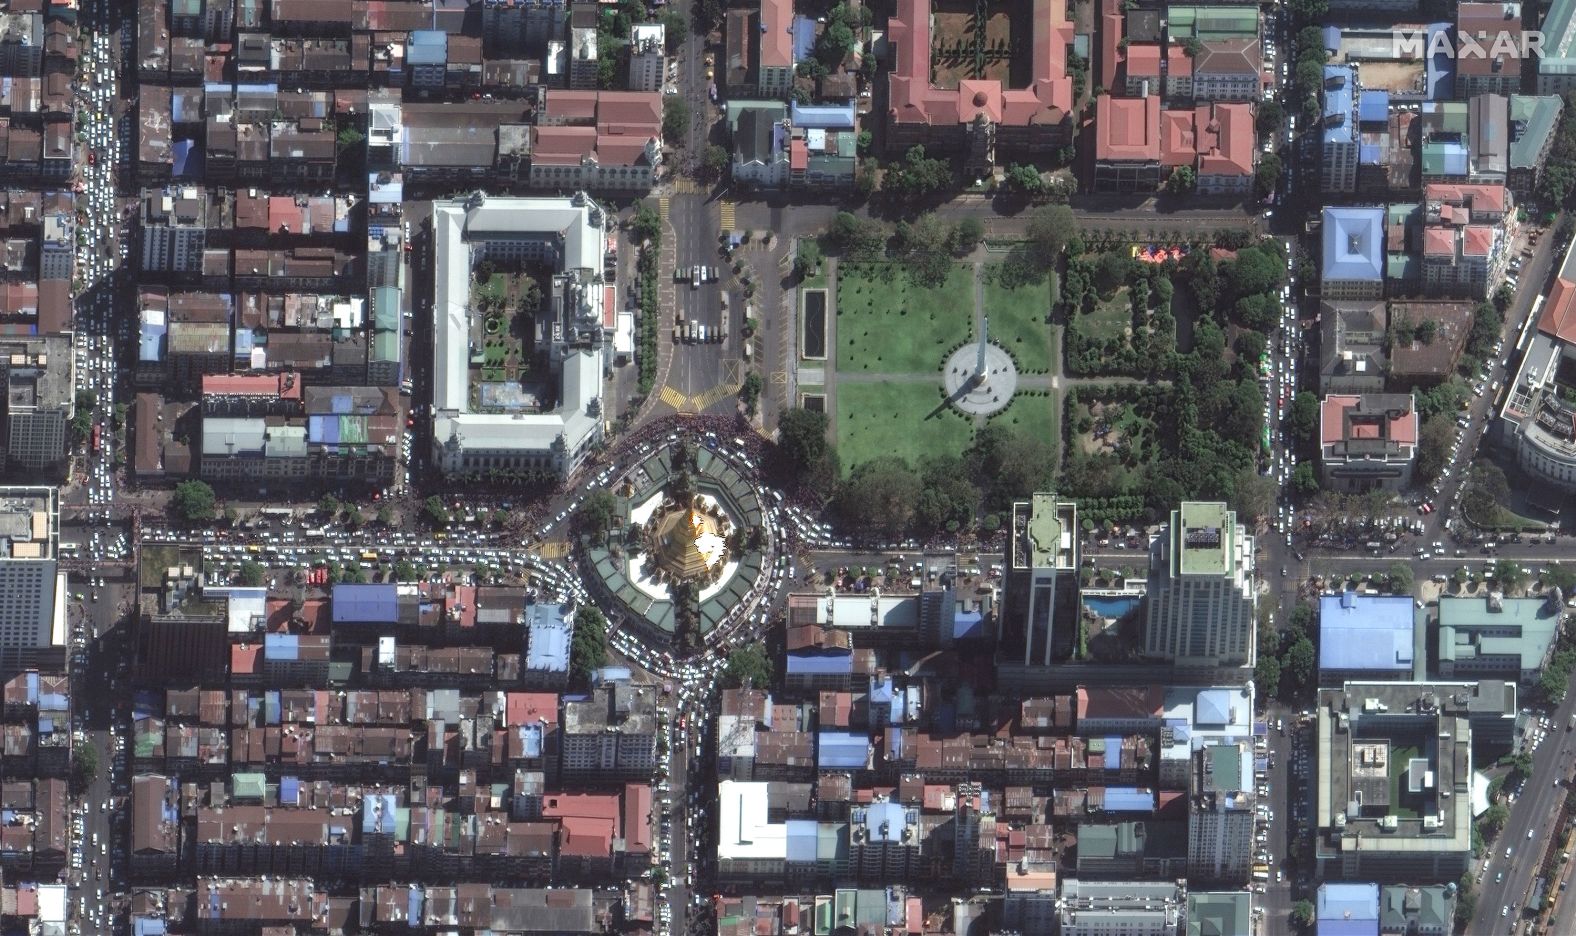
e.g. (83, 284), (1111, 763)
(1082, 288), (1134, 344)
(982, 268), (1058, 373)
(989, 390), (1059, 448)
(836, 381), (974, 475)
(834, 264), (974, 374)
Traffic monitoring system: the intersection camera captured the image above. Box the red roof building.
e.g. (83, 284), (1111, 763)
(1319, 393), (1420, 492)
(886, 0), (1074, 168)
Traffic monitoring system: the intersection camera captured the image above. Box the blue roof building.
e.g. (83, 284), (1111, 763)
(790, 102), (856, 130)
(1322, 66), (1359, 195)
(524, 602), (571, 682)
(1102, 787), (1156, 813)
(1322, 207), (1386, 299)
(818, 731), (870, 769)
(1318, 882), (1380, 936)
(1358, 91), (1389, 126)
(1319, 593), (1419, 680)
(1323, 67), (1355, 146)
(332, 583), (399, 624)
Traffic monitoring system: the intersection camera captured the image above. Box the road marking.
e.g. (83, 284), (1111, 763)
(658, 196), (670, 225)
(721, 359), (741, 385)
(691, 380), (740, 411)
(719, 200), (736, 231)
(658, 385), (688, 410)
(771, 370), (787, 385)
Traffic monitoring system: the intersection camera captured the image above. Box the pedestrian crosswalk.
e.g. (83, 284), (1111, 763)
(658, 196), (670, 225)
(719, 200), (736, 232)
(690, 380), (740, 412)
(658, 385), (688, 410)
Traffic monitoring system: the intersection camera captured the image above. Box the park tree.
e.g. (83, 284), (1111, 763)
(1165, 165), (1197, 194)
(422, 495), (450, 528)
(794, 238), (822, 278)
(569, 606), (608, 685)
(967, 424), (1057, 511)
(1291, 462), (1320, 496)
(71, 744), (97, 793)
(1290, 900), (1315, 930)
(1416, 414), (1456, 484)
(1255, 654), (1282, 700)
(393, 559), (420, 582)
(1092, 252), (1133, 296)
(1256, 154), (1283, 200)
(776, 407), (836, 484)
(1494, 559), (1528, 592)
(1025, 204), (1077, 265)
(660, 10), (688, 52)
(721, 644), (773, 689)
(576, 489), (621, 544)
(1234, 330), (1267, 365)
(1221, 245), (1286, 301)
(914, 454), (977, 534)
(882, 145), (952, 200)
(1233, 293), (1279, 331)
(1388, 561), (1415, 594)
(631, 202), (662, 243)
(1256, 100), (1284, 137)
(891, 212), (953, 287)
(662, 97), (690, 142)
(738, 372), (764, 416)
(1287, 391), (1319, 439)
(1231, 468), (1276, 522)
(1002, 163), (1047, 200)
(833, 456), (921, 539)
(1281, 635), (1317, 697)
(1287, 0), (1328, 19)
(172, 480), (217, 522)
(1463, 462), (1510, 523)
(950, 217), (984, 255)
(238, 560), (267, 587)
(702, 144), (730, 178)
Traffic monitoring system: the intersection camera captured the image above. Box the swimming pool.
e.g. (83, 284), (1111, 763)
(1084, 595), (1142, 619)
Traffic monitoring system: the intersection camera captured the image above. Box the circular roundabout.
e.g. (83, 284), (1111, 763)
(943, 340), (1018, 417)
(580, 435), (772, 651)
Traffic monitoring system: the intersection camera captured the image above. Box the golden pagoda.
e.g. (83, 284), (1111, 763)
(651, 503), (728, 581)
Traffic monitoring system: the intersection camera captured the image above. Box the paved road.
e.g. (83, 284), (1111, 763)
(1473, 680), (1576, 934)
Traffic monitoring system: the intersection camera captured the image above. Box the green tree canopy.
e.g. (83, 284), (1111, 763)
(422, 495), (450, 528)
(662, 97), (690, 141)
(1387, 561), (1414, 594)
(1290, 900), (1315, 929)
(721, 644), (773, 689)
(1025, 204), (1077, 265)
(569, 606), (608, 685)
(172, 480), (217, 522)
(1282, 635), (1317, 697)
(882, 145), (952, 200)
(1416, 415), (1456, 485)
(238, 560), (267, 587)
(833, 456), (921, 539)
(967, 424), (1057, 512)
(1255, 653), (1282, 700)
(1287, 391), (1319, 439)
(914, 454), (976, 534)
(776, 407), (837, 485)
(576, 489), (621, 544)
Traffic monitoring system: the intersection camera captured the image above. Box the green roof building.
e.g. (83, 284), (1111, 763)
(1509, 95), (1565, 199)
(1436, 594), (1563, 684)
(1380, 884), (1452, 935)
(1538, 0), (1576, 94)
(1145, 502), (1257, 669)
(1187, 891), (1252, 936)
(1167, 6), (1260, 40)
